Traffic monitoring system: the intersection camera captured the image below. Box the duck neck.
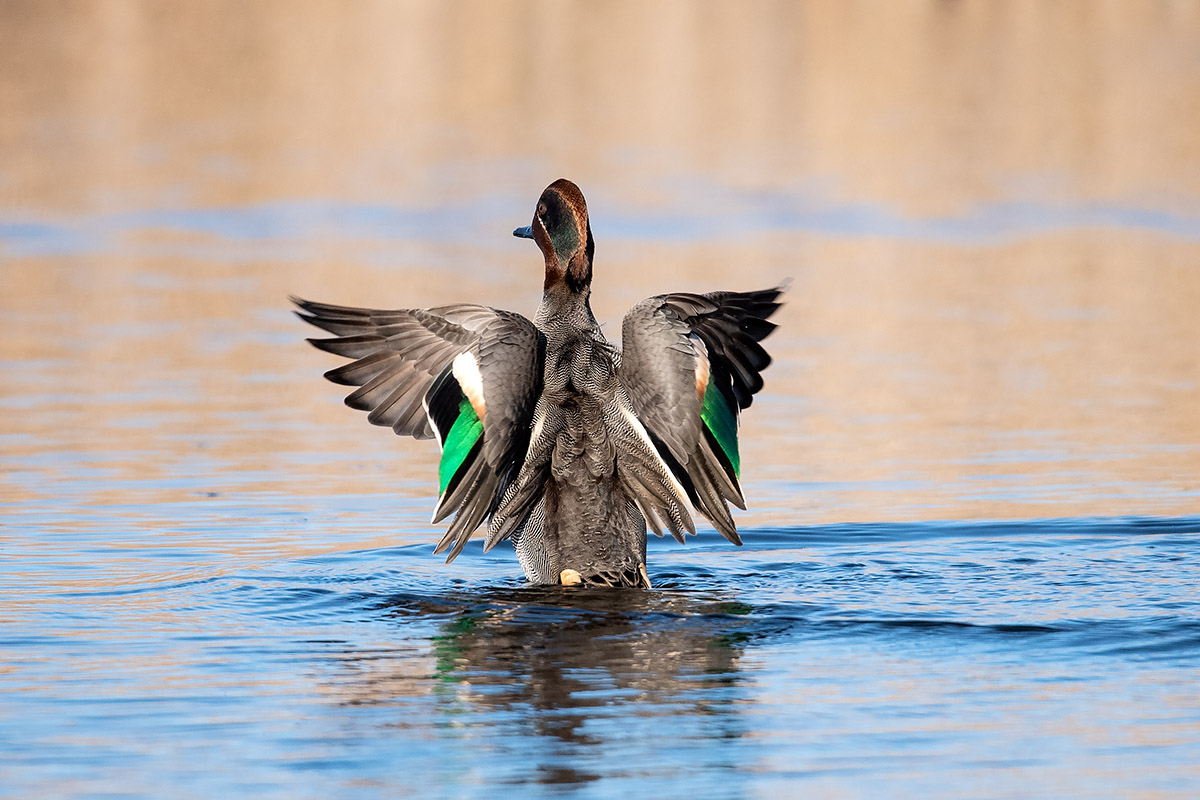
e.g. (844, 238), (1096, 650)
(543, 249), (592, 295)
(536, 282), (598, 333)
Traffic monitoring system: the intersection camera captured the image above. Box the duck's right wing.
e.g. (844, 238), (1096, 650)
(293, 298), (543, 560)
(617, 287), (784, 544)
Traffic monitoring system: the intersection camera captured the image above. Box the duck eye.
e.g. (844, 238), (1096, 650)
(537, 202), (548, 220)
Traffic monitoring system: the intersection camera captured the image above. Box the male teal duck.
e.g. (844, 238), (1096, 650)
(294, 179), (782, 587)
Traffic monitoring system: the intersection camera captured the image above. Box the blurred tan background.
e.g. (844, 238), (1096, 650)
(4, 1), (1199, 209)
(2, 0), (1199, 533)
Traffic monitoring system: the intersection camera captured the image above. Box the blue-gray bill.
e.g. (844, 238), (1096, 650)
(513, 225), (533, 239)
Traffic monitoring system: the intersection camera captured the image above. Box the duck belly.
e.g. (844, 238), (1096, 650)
(512, 461), (649, 587)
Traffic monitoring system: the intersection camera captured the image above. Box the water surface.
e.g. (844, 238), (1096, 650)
(3, 2), (1200, 797)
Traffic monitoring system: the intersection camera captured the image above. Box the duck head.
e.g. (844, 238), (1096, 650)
(514, 178), (595, 294)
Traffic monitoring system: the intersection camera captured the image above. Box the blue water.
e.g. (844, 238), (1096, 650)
(5, 4), (1200, 792)
(4, 187), (1200, 794)
(4, 493), (1200, 798)
(4, 182), (1200, 793)
(5, 190), (1200, 261)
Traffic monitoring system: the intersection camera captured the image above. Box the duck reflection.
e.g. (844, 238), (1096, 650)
(356, 585), (756, 787)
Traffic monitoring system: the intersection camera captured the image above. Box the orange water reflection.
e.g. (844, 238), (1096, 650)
(3, 7), (1200, 797)
(1, 0), (1199, 542)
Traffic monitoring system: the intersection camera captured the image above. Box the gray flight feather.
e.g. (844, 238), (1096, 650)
(294, 297), (542, 560)
(618, 286), (785, 544)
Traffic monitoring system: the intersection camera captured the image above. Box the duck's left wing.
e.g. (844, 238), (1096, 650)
(294, 298), (543, 560)
(617, 286), (783, 544)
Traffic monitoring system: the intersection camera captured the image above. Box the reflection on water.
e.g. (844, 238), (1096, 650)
(3, 1), (1199, 212)
(3, 1), (1200, 797)
(366, 588), (748, 788)
(3, 3), (1200, 525)
(4, 502), (1200, 796)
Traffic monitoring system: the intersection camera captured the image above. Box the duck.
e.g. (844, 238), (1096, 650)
(294, 179), (783, 587)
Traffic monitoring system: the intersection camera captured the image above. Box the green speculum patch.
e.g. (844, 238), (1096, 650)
(438, 396), (483, 495)
(700, 374), (740, 477)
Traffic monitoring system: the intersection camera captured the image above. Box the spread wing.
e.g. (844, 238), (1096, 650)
(293, 297), (543, 560)
(618, 286), (784, 544)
